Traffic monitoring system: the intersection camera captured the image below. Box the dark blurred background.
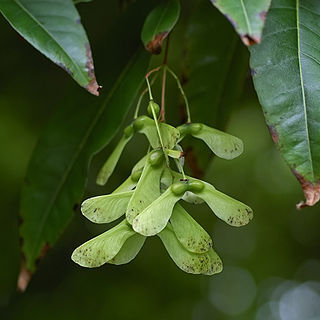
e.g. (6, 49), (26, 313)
(1, 1), (320, 319)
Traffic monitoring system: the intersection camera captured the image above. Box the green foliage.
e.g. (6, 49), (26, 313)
(211, 0), (272, 45)
(141, 0), (180, 54)
(1, 0), (319, 289)
(250, 0), (320, 207)
(0, 0), (99, 95)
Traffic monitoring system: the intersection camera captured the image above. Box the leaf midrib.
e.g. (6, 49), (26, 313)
(9, 0), (89, 84)
(240, 0), (252, 35)
(296, 0), (315, 181)
(151, 2), (172, 39)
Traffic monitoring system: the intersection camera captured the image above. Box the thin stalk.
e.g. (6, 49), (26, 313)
(134, 74), (159, 119)
(150, 102), (170, 167)
(145, 65), (169, 166)
(160, 67), (167, 122)
(176, 159), (187, 180)
(166, 66), (191, 123)
(160, 37), (170, 122)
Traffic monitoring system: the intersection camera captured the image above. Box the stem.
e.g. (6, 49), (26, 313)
(166, 66), (191, 123)
(160, 67), (167, 122)
(146, 77), (153, 100)
(176, 159), (187, 180)
(160, 37), (170, 122)
(134, 74), (159, 119)
(150, 102), (170, 167)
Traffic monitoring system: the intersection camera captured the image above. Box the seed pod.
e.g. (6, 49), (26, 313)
(198, 184), (253, 227)
(188, 180), (204, 193)
(170, 204), (212, 253)
(134, 115), (180, 149)
(171, 181), (188, 196)
(131, 169), (142, 182)
(133, 187), (182, 236)
(81, 190), (133, 224)
(158, 225), (222, 275)
(97, 126), (134, 186)
(71, 220), (136, 268)
(147, 100), (160, 117)
(148, 150), (164, 167)
(108, 233), (146, 265)
(126, 151), (165, 224)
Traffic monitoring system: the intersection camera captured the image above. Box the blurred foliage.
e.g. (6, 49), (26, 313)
(1, 0), (320, 319)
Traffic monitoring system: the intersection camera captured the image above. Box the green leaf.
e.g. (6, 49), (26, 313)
(71, 220), (135, 268)
(126, 152), (165, 224)
(182, 0), (249, 174)
(170, 204), (212, 253)
(158, 225), (222, 275)
(135, 116), (180, 149)
(0, 0), (100, 95)
(81, 191), (134, 224)
(96, 133), (133, 186)
(20, 49), (151, 272)
(133, 187), (181, 236)
(190, 124), (243, 160)
(210, 0), (271, 45)
(199, 184), (253, 227)
(141, 0), (180, 54)
(108, 234), (146, 265)
(250, 0), (320, 208)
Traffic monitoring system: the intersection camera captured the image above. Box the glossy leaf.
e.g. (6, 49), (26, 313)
(20, 48), (150, 272)
(126, 153), (164, 224)
(182, 0), (249, 174)
(210, 0), (271, 45)
(108, 233), (146, 265)
(141, 0), (180, 54)
(96, 133), (133, 186)
(191, 124), (243, 160)
(199, 184), (253, 226)
(0, 0), (100, 95)
(250, 0), (320, 207)
(158, 225), (222, 275)
(71, 220), (135, 268)
(81, 191), (133, 224)
(170, 204), (212, 253)
(136, 116), (180, 149)
(133, 187), (181, 236)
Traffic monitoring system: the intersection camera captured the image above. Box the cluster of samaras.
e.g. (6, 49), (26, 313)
(71, 101), (253, 275)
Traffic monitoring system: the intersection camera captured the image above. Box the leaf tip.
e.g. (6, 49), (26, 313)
(86, 81), (102, 96)
(85, 43), (101, 96)
(293, 171), (320, 209)
(17, 259), (31, 293)
(146, 32), (168, 55)
(241, 34), (261, 46)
